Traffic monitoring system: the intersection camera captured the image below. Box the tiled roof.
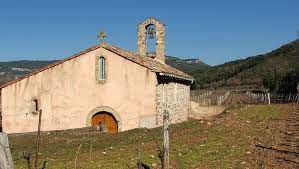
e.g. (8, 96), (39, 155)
(101, 43), (193, 80)
(0, 43), (193, 89)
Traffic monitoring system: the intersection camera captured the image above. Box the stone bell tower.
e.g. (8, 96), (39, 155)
(137, 18), (165, 63)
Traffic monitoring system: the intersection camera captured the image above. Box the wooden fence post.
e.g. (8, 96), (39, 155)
(163, 110), (169, 169)
(35, 109), (42, 169)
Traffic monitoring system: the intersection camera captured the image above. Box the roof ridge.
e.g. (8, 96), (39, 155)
(0, 43), (193, 89)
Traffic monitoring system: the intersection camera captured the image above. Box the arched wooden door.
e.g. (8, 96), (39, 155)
(91, 112), (118, 133)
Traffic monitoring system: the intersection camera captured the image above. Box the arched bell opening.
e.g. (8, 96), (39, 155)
(137, 18), (165, 63)
(145, 24), (157, 53)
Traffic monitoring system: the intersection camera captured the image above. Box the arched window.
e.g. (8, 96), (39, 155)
(98, 57), (105, 80)
(33, 99), (39, 112)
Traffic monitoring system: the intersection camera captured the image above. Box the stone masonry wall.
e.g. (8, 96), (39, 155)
(156, 82), (190, 125)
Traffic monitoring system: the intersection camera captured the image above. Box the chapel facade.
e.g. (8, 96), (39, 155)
(0, 18), (193, 134)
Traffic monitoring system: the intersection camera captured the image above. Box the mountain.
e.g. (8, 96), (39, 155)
(0, 56), (209, 86)
(191, 39), (299, 93)
(165, 56), (210, 73)
(0, 60), (57, 85)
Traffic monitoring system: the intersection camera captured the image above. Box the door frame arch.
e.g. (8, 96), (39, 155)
(86, 106), (122, 132)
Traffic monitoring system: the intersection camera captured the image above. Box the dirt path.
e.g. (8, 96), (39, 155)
(255, 103), (299, 168)
(190, 102), (226, 119)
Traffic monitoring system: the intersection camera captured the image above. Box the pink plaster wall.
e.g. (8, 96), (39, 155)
(1, 48), (157, 133)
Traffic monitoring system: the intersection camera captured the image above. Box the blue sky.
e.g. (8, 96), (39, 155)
(0, 0), (298, 65)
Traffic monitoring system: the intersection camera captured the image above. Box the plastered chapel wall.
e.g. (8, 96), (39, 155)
(1, 48), (157, 133)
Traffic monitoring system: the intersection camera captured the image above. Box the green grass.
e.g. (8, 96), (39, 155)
(9, 104), (289, 169)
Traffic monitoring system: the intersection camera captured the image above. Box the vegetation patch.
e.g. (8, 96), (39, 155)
(192, 39), (299, 92)
(9, 104), (290, 169)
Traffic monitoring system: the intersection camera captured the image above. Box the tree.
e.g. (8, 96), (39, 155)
(277, 70), (299, 93)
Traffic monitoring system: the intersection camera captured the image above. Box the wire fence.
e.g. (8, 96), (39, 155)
(246, 91), (299, 104)
(217, 91), (230, 106)
(191, 90), (299, 106)
(190, 90), (230, 106)
(190, 90), (212, 101)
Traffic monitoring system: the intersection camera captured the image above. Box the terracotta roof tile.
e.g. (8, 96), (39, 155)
(101, 43), (193, 80)
(0, 43), (193, 89)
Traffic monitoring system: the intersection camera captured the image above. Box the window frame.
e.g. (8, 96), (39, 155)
(96, 55), (107, 83)
(30, 98), (40, 115)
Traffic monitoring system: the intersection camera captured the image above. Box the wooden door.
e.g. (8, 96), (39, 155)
(91, 112), (118, 133)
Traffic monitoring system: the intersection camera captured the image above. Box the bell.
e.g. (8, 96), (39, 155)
(146, 27), (156, 39)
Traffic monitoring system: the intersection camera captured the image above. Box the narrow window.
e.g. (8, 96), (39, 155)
(99, 57), (105, 80)
(33, 99), (38, 111)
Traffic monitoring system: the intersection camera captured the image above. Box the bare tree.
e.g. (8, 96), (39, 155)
(34, 109), (44, 169)
(145, 127), (163, 166)
(22, 152), (32, 169)
(74, 144), (82, 169)
(162, 110), (170, 169)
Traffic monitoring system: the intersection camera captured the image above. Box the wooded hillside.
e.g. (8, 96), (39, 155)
(191, 39), (299, 93)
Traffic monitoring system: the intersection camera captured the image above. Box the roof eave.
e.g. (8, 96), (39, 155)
(158, 72), (194, 82)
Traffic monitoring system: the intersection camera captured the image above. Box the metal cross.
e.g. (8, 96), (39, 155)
(98, 31), (107, 44)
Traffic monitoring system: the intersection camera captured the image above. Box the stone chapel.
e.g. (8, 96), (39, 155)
(0, 18), (193, 134)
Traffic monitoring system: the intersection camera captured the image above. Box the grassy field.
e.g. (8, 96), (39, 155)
(9, 104), (292, 169)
